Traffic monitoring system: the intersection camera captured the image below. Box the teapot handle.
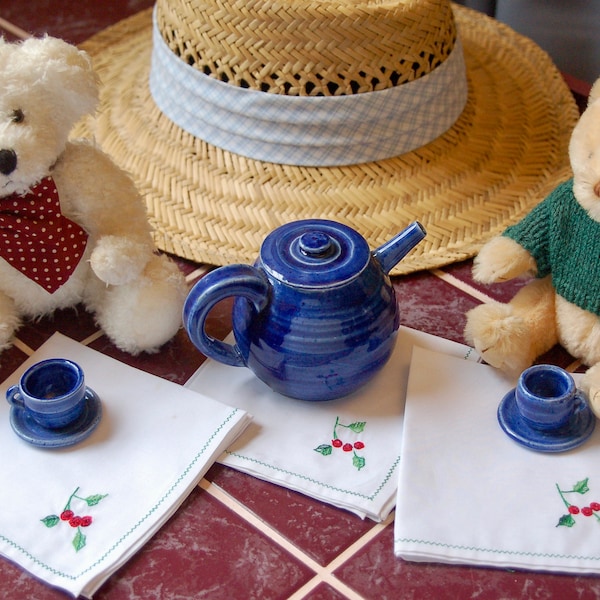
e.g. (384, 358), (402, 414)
(183, 264), (270, 367)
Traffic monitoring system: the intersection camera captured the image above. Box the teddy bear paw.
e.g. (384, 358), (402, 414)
(464, 302), (534, 375)
(581, 364), (600, 419)
(90, 236), (152, 286)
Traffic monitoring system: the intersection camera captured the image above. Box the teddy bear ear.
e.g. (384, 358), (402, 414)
(589, 77), (600, 106)
(20, 36), (100, 120)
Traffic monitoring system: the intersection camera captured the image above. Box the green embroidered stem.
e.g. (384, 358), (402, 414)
(333, 416), (340, 440)
(63, 486), (80, 511)
(555, 483), (572, 510)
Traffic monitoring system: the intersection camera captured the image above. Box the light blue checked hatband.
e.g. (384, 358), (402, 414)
(149, 11), (468, 167)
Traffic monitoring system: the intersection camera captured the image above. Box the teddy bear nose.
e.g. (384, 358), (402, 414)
(0, 149), (17, 176)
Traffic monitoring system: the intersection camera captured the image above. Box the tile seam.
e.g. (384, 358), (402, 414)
(198, 478), (373, 599)
(430, 268), (496, 304)
(0, 17), (30, 39)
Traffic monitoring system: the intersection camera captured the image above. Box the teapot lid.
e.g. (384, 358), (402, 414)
(260, 219), (370, 287)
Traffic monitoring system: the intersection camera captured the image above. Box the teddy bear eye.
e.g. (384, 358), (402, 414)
(10, 109), (24, 124)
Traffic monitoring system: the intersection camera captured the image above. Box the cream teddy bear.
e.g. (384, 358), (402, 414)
(464, 77), (600, 416)
(0, 36), (186, 354)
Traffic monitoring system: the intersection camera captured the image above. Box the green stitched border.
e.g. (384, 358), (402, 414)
(224, 451), (401, 501)
(0, 408), (242, 582)
(394, 538), (600, 562)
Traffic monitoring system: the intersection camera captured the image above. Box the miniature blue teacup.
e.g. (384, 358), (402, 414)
(515, 364), (577, 431)
(6, 359), (86, 429)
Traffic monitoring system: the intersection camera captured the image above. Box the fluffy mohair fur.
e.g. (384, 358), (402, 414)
(464, 77), (600, 416)
(0, 36), (186, 354)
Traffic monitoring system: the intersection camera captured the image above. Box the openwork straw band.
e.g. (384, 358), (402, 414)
(149, 11), (468, 166)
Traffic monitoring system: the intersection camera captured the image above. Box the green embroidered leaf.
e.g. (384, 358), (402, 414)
(72, 529), (86, 552)
(573, 479), (590, 495)
(556, 514), (577, 528)
(346, 421), (366, 433)
(84, 494), (107, 506)
(353, 454), (366, 471)
(40, 515), (60, 528)
(314, 444), (333, 456)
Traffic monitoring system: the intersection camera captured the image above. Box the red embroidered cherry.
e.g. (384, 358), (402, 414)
(582, 506), (594, 517)
(353, 441), (365, 450)
(69, 516), (83, 528)
(80, 516), (93, 527)
(332, 439), (343, 448)
(568, 506), (580, 515)
(591, 502), (600, 512)
(60, 510), (74, 521)
(342, 443), (353, 452)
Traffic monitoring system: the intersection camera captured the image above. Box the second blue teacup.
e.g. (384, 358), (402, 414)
(6, 359), (86, 429)
(515, 364), (576, 431)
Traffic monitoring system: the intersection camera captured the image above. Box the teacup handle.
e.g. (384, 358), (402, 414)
(6, 384), (25, 409)
(183, 264), (270, 367)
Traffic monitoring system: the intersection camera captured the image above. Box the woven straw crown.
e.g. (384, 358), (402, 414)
(156, 0), (457, 96)
(75, 0), (578, 274)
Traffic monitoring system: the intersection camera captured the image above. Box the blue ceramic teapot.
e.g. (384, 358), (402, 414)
(184, 219), (425, 400)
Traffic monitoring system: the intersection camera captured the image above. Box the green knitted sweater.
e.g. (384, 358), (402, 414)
(503, 178), (600, 316)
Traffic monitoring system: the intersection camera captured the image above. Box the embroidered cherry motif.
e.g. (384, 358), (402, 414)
(342, 443), (353, 452)
(568, 506), (580, 515)
(591, 502), (600, 511)
(60, 510), (74, 521)
(332, 439), (343, 448)
(353, 441), (365, 450)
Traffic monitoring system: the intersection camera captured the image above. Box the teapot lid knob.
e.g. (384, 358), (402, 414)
(260, 219), (370, 288)
(298, 231), (336, 258)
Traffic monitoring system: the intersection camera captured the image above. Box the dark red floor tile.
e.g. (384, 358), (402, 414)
(0, 0), (154, 43)
(335, 525), (600, 600)
(395, 271), (479, 345)
(205, 463), (376, 566)
(95, 486), (315, 600)
(303, 582), (350, 600)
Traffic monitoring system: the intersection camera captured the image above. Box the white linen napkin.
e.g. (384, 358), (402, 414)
(0, 333), (251, 598)
(186, 326), (480, 521)
(394, 345), (600, 574)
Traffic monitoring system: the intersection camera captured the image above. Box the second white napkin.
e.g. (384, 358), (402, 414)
(186, 327), (480, 521)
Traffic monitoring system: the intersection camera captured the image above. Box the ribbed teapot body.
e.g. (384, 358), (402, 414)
(232, 257), (398, 400)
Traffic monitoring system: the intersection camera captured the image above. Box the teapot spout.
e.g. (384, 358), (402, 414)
(372, 221), (426, 275)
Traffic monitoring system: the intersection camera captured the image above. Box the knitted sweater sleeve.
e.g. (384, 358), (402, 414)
(501, 183), (567, 279)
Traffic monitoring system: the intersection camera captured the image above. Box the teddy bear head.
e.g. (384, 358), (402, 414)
(0, 36), (99, 197)
(570, 77), (600, 221)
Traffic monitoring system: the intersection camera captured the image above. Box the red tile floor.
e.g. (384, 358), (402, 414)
(0, 1), (598, 598)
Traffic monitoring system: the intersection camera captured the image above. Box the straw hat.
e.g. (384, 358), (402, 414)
(74, 0), (578, 275)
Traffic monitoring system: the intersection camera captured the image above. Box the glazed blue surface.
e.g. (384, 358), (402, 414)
(9, 387), (102, 448)
(6, 358), (86, 429)
(184, 219), (425, 401)
(498, 388), (595, 453)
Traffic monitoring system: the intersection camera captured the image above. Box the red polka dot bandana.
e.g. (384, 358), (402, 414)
(0, 176), (88, 293)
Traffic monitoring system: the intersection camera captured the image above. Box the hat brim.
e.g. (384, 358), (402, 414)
(75, 5), (578, 275)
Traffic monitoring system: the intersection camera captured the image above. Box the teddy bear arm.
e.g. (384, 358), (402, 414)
(472, 236), (537, 283)
(56, 142), (154, 245)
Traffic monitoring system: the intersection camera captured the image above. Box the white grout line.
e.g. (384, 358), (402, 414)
(185, 265), (212, 284)
(12, 337), (34, 356)
(80, 330), (105, 346)
(0, 17), (31, 39)
(198, 478), (380, 599)
(288, 512), (394, 600)
(430, 268), (496, 304)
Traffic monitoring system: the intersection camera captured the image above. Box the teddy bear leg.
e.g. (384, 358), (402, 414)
(464, 276), (557, 375)
(90, 254), (186, 355)
(0, 293), (21, 351)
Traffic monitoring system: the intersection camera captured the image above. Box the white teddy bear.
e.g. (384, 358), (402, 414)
(0, 35), (186, 354)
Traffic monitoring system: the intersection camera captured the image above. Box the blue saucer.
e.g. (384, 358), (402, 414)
(498, 388), (596, 453)
(9, 387), (102, 448)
